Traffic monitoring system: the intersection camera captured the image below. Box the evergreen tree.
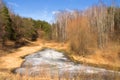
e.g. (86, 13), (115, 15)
(0, 4), (16, 48)
(1, 6), (14, 41)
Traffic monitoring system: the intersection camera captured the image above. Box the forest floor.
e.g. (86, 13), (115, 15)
(0, 39), (120, 79)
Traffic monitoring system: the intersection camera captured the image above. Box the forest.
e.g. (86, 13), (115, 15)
(52, 4), (120, 55)
(0, 0), (52, 49)
(0, 0), (120, 79)
(0, 0), (120, 54)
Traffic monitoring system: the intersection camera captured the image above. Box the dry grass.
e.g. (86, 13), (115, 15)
(70, 43), (120, 71)
(0, 39), (68, 72)
(0, 39), (120, 80)
(0, 68), (120, 80)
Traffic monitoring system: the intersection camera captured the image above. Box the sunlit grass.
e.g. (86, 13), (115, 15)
(0, 39), (120, 80)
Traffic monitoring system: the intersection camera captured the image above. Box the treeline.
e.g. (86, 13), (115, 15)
(0, 0), (51, 48)
(52, 2), (120, 55)
(1, 0), (120, 55)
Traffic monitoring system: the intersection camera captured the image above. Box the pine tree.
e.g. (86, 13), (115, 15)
(0, 5), (13, 46)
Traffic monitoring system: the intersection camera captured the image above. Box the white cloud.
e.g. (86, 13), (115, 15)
(8, 2), (19, 7)
(52, 11), (60, 15)
(22, 10), (54, 23)
(40, 10), (54, 23)
(52, 9), (74, 15)
(65, 8), (74, 12)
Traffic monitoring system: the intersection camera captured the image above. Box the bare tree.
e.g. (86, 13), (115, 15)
(53, 11), (70, 42)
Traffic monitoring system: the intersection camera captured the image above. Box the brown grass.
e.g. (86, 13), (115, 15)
(0, 39), (120, 79)
(0, 39), (68, 71)
(0, 68), (120, 80)
(70, 44), (120, 71)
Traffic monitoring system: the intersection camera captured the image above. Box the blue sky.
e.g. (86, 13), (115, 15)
(4, 0), (120, 23)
